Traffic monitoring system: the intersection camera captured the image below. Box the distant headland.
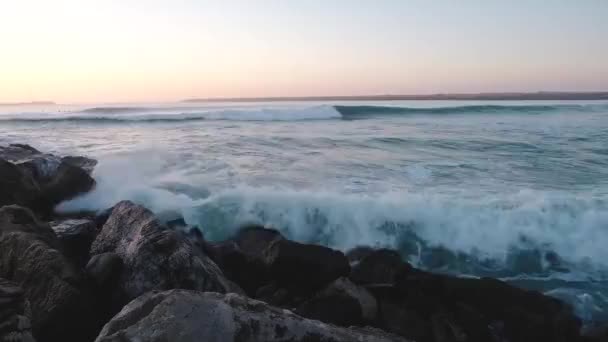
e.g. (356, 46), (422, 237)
(183, 91), (608, 103)
(0, 101), (56, 106)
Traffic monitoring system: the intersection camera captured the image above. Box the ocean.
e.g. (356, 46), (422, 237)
(1, 100), (607, 323)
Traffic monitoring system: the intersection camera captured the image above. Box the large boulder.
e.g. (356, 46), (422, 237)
(90, 201), (231, 304)
(263, 239), (350, 294)
(0, 144), (96, 216)
(0, 205), (93, 341)
(0, 159), (40, 209)
(34, 162), (95, 214)
(95, 289), (409, 342)
(295, 277), (378, 326)
(391, 269), (582, 342)
(0, 278), (36, 342)
(206, 226), (283, 296)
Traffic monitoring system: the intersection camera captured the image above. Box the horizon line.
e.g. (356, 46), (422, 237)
(183, 91), (608, 103)
(3, 91), (608, 106)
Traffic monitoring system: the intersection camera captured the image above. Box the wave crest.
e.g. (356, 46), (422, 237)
(2, 103), (607, 123)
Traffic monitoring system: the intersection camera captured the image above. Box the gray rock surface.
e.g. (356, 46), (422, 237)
(95, 289), (410, 342)
(0, 205), (88, 341)
(90, 201), (231, 302)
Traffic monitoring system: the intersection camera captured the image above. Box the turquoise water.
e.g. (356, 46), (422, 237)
(1, 100), (607, 322)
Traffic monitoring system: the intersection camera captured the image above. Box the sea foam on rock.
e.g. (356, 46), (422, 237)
(94, 289), (409, 342)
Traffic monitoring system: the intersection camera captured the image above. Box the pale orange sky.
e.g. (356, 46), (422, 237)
(1, 0), (607, 103)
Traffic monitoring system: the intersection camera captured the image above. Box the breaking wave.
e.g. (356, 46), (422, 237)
(56, 151), (608, 322)
(1, 103), (606, 123)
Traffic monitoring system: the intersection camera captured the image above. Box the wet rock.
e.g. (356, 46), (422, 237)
(95, 289), (410, 342)
(86, 253), (124, 289)
(255, 283), (291, 307)
(295, 277), (377, 326)
(61, 156), (97, 174)
(367, 284), (434, 341)
(583, 323), (608, 342)
(207, 240), (270, 296)
(90, 201), (231, 304)
(35, 162), (95, 213)
(394, 270), (582, 342)
(206, 225), (284, 296)
(0, 144), (96, 217)
(51, 218), (97, 266)
(0, 278), (36, 342)
(0, 205), (92, 341)
(346, 245), (376, 262)
(234, 225), (284, 259)
(349, 248), (410, 285)
(0, 159), (40, 209)
(0, 144), (40, 161)
(263, 239), (350, 295)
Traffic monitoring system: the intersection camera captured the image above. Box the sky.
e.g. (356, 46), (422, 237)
(1, 0), (607, 103)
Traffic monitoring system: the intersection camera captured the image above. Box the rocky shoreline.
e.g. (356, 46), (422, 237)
(0, 144), (605, 342)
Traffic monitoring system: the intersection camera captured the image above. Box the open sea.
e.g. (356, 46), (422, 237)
(1, 100), (607, 323)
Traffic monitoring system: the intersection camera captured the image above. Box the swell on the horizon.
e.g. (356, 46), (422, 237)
(1, 103), (606, 123)
(335, 103), (608, 118)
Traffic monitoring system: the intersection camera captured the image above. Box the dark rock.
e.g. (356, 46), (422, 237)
(346, 245), (376, 262)
(16, 155), (62, 183)
(51, 218), (97, 266)
(204, 225), (284, 296)
(0, 144), (97, 217)
(35, 162), (95, 213)
(61, 156), (97, 174)
(234, 225), (284, 259)
(207, 240), (271, 296)
(0, 159), (40, 209)
(295, 277), (377, 326)
(0, 144), (40, 161)
(90, 201), (231, 304)
(86, 253), (124, 289)
(350, 248), (410, 285)
(394, 270), (582, 342)
(94, 289), (410, 342)
(367, 284), (434, 341)
(0, 205), (93, 341)
(263, 239), (350, 295)
(84, 253), (125, 336)
(583, 323), (608, 342)
(255, 283), (291, 307)
(0, 278), (36, 342)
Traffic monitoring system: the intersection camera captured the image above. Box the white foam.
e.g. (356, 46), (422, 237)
(59, 155), (608, 273)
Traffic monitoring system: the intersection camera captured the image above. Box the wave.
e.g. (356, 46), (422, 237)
(1, 103), (606, 123)
(55, 152), (608, 321)
(58, 154), (608, 279)
(0, 105), (342, 122)
(335, 103), (608, 118)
